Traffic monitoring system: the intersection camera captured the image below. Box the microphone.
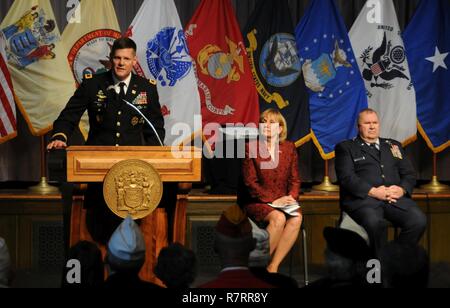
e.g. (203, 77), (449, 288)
(122, 99), (164, 146)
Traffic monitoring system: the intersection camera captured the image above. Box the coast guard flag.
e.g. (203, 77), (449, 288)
(295, 0), (368, 159)
(0, 32), (16, 143)
(62, 0), (121, 138)
(0, 0), (75, 136)
(350, 0), (416, 145)
(126, 0), (201, 146)
(244, 0), (310, 146)
(404, 0), (450, 153)
(185, 0), (259, 135)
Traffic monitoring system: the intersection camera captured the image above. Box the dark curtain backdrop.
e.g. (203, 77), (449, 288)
(0, 0), (448, 184)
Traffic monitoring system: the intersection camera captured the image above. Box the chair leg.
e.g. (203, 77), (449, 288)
(289, 248), (293, 277)
(302, 226), (309, 286)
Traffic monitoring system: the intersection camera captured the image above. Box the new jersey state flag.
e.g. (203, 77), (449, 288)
(185, 0), (259, 132)
(62, 0), (121, 138)
(244, 0), (310, 146)
(404, 0), (450, 153)
(0, 32), (16, 143)
(350, 0), (416, 145)
(126, 0), (201, 146)
(0, 1), (75, 136)
(295, 0), (368, 159)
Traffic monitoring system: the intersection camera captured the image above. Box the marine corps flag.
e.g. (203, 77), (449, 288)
(126, 0), (201, 146)
(244, 0), (310, 146)
(185, 0), (259, 132)
(295, 0), (368, 159)
(62, 0), (121, 137)
(350, 0), (417, 145)
(404, 0), (450, 153)
(0, 32), (16, 143)
(0, 0), (75, 136)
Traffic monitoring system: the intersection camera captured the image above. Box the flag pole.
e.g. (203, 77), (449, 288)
(29, 135), (59, 194)
(312, 159), (339, 192)
(420, 152), (450, 192)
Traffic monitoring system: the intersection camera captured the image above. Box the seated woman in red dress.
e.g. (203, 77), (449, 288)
(238, 108), (302, 273)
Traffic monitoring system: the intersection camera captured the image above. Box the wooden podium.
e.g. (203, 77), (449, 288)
(66, 146), (201, 283)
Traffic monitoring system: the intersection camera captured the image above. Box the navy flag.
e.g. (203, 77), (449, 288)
(295, 0), (368, 159)
(404, 0), (450, 153)
(244, 0), (310, 146)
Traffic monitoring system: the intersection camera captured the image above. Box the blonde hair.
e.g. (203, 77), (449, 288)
(259, 108), (288, 142)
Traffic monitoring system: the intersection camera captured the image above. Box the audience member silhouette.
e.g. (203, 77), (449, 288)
(198, 205), (275, 288)
(61, 240), (104, 288)
(306, 227), (374, 288)
(379, 241), (429, 288)
(103, 215), (161, 288)
(247, 220), (298, 287)
(0, 237), (13, 288)
(154, 242), (197, 288)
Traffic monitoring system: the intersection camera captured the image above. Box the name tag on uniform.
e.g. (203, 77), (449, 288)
(353, 156), (365, 162)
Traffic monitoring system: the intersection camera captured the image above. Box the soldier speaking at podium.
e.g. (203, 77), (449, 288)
(335, 108), (426, 256)
(47, 37), (165, 245)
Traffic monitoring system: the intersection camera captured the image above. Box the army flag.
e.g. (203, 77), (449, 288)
(295, 0), (368, 159)
(126, 0), (201, 146)
(62, 0), (121, 137)
(185, 0), (259, 132)
(0, 32), (16, 143)
(0, 1), (75, 136)
(404, 0), (450, 153)
(350, 0), (416, 145)
(244, 0), (310, 146)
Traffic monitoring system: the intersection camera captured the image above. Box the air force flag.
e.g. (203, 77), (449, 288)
(404, 0), (450, 153)
(295, 0), (368, 159)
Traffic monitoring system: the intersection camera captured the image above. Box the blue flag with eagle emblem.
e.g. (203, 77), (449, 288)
(403, 0), (450, 153)
(295, 0), (368, 159)
(243, 0), (310, 147)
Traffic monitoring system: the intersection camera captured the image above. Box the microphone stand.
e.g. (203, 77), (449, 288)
(122, 99), (164, 146)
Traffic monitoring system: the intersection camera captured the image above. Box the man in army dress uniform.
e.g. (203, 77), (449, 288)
(335, 108), (426, 255)
(47, 37), (165, 244)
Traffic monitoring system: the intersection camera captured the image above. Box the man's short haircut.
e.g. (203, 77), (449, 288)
(357, 108), (378, 126)
(110, 37), (137, 57)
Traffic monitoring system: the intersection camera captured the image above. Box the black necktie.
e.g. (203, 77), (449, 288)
(369, 143), (379, 151)
(118, 82), (126, 101)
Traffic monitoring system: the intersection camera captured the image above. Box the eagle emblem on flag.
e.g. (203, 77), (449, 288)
(360, 32), (409, 89)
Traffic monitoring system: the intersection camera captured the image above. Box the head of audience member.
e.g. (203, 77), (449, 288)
(105, 215), (146, 275)
(357, 108), (380, 143)
(0, 237), (12, 288)
(323, 227), (372, 283)
(154, 243), (197, 288)
(62, 240), (104, 288)
(248, 220), (270, 268)
(379, 241), (429, 288)
(259, 108), (287, 143)
(214, 205), (255, 268)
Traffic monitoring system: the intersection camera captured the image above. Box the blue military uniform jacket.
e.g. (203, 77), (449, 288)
(51, 71), (165, 146)
(335, 136), (416, 213)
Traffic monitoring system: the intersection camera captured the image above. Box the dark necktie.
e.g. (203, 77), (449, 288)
(118, 82), (126, 101)
(369, 143), (379, 151)
(369, 143), (380, 159)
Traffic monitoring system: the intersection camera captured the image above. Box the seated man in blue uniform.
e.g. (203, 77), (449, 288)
(335, 108), (426, 256)
(47, 37), (165, 244)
